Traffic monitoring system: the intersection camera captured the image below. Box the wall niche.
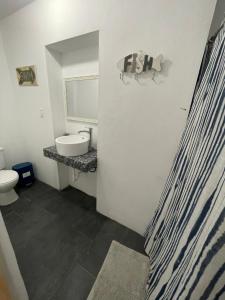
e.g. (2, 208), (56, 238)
(45, 31), (99, 196)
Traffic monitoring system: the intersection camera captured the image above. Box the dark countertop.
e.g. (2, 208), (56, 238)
(43, 146), (97, 172)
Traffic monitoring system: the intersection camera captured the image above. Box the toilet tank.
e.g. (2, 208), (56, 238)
(0, 147), (6, 169)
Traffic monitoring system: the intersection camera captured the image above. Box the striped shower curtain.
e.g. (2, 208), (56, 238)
(144, 24), (225, 300)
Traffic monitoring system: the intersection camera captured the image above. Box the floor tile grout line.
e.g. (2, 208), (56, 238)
(77, 262), (96, 280)
(2, 180), (145, 299)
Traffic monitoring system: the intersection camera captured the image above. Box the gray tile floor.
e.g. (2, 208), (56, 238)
(1, 180), (145, 300)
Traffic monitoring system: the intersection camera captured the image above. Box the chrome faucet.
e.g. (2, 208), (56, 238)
(78, 127), (93, 151)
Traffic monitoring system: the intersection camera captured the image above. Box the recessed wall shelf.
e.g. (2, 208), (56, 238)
(43, 146), (97, 172)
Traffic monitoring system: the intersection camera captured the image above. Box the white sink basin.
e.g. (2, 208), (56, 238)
(55, 135), (89, 156)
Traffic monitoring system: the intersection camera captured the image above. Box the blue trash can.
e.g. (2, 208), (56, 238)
(12, 162), (35, 187)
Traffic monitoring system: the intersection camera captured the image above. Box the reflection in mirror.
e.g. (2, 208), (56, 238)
(65, 75), (98, 123)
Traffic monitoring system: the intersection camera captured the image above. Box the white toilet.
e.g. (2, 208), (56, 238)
(0, 147), (19, 206)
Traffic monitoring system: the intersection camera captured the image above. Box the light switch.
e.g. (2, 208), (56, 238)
(40, 108), (44, 118)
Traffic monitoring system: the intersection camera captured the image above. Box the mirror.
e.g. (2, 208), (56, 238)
(64, 75), (99, 123)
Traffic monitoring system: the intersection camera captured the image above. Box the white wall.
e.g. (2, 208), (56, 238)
(0, 7), (62, 188)
(0, 213), (28, 300)
(0, 32), (26, 168)
(61, 38), (99, 149)
(97, 0), (217, 234)
(0, 0), (216, 234)
(62, 46), (98, 197)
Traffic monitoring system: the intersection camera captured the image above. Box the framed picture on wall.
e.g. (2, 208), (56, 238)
(16, 65), (38, 86)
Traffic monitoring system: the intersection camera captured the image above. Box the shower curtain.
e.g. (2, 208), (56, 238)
(0, 213), (28, 300)
(144, 24), (225, 300)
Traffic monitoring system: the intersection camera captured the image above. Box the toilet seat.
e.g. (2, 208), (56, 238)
(0, 170), (19, 185)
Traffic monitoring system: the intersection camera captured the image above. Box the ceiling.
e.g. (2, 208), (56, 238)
(47, 31), (99, 53)
(0, 0), (35, 20)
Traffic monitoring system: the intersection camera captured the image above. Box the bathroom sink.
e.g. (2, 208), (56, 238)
(55, 135), (89, 156)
